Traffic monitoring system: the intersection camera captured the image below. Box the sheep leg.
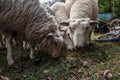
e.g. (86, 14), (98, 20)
(0, 34), (3, 47)
(5, 33), (14, 65)
(23, 41), (26, 49)
(23, 41), (30, 50)
(18, 40), (28, 58)
(30, 45), (36, 59)
(0, 34), (5, 48)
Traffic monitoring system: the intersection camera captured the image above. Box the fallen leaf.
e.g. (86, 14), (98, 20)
(45, 76), (52, 80)
(43, 70), (49, 74)
(107, 73), (113, 79)
(103, 70), (109, 77)
(101, 70), (113, 79)
(82, 77), (90, 80)
(23, 75), (27, 78)
(0, 76), (10, 80)
(82, 61), (91, 68)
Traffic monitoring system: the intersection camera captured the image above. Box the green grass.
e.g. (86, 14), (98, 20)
(0, 34), (120, 80)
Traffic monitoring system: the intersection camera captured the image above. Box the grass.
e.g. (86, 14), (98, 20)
(0, 34), (120, 80)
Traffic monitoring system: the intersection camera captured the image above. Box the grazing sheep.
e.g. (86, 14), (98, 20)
(0, 0), (63, 65)
(40, 0), (65, 7)
(50, 2), (68, 23)
(50, 2), (74, 50)
(61, 0), (98, 49)
(65, 0), (76, 17)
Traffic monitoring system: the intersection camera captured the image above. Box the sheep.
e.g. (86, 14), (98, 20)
(65, 0), (76, 17)
(50, 2), (74, 50)
(60, 0), (98, 49)
(50, 2), (68, 24)
(0, 0), (63, 65)
(40, 0), (65, 7)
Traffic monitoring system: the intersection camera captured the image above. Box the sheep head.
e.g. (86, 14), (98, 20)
(47, 33), (63, 57)
(60, 18), (98, 50)
(39, 32), (63, 58)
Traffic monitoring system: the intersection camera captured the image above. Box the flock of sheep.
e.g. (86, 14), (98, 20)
(0, 0), (98, 65)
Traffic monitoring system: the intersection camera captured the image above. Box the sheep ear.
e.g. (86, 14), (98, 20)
(90, 20), (99, 26)
(60, 21), (69, 26)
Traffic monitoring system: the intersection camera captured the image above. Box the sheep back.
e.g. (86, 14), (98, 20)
(0, 0), (63, 56)
(65, 0), (98, 20)
(50, 2), (68, 23)
(0, 0), (58, 43)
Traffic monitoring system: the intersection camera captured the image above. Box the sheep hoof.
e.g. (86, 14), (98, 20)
(8, 59), (14, 65)
(30, 55), (35, 60)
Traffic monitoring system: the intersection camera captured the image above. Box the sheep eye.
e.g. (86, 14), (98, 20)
(69, 27), (73, 33)
(82, 20), (85, 22)
(86, 27), (89, 30)
(85, 27), (89, 31)
(69, 27), (72, 30)
(67, 33), (71, 39)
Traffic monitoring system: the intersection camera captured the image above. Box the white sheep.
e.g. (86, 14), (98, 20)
(50, 2), (74, 50)
(50, 2), (68, 24)
(0, 0), (63, 65)
(40, 0), (65, 7)
(60, 0), (98, 49)
(65, 0), (76, 17)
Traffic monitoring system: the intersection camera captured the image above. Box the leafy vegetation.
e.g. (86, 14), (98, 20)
(0, 34), (120, 80)
(0, 1), (120, 79)
(98, 0), (120, 16)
